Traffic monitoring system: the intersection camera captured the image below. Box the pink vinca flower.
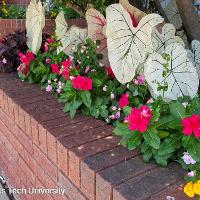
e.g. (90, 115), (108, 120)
(182, 152), (196, 165)
(134, 75), (145, 85)
(182, 114), (200, 138)
(147, 98), (154, 104)
(47, 38), (54, 44)
(128, 105), (152, 133)
(119, 93), (129, 108)
(46, 58), (51, 64)
(46, 85), (53, 92)
(188, 171), (196, 177)
(44, 38), (55, 52)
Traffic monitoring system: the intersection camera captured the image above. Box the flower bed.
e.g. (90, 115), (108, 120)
(2, 0), (200, 199)
(0, 73), (190, 200)
(16, 35), (200, 199)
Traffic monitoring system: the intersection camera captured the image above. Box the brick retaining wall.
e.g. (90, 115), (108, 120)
(0, 19), (87, 39)
(0, 73), (192, 200)
(1, 0), (29, 5)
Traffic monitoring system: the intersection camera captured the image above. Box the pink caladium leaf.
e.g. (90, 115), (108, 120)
(86, 8), (109, 65)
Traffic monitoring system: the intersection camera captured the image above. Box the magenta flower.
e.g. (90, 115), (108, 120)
(119, 93), (129, 108)
(128, 105), (152, 133)
(72, 76), (92, 91)
(51, 64), (60, 74)
(62, 58), (72, 68)
(182, 114), (200, 138)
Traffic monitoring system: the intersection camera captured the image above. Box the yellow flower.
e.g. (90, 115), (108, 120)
(50, 11), (57, 18)
(194, 180), (200, 196)
(184, 182), (195, 198)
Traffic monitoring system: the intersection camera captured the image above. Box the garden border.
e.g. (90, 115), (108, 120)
(0, 73), (191, 200)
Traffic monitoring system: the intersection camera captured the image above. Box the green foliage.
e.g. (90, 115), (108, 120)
(55, 0), (118, 14)
(0, 5), (26, 19)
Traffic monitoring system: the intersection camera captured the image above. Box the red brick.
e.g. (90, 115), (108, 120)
(24, 111), (32, 138)
(113, 163), (185, 200)
(13, 101), (20, 123)
(7, 96), (15, 120)
(58, 171), (87, 200)
(11, 20), (17, 27)
(38, 124), (47, 154)
(150, 181), (191, 200)
(54, 118), (105, 139)
(19, 157), (35, 185)
(32, 160), (47, 186)
(68, 135), (119, 187)
(68, 152), (80, 187)
(45, 174), (57, 189)
(57, 142), (68, 176)
(60, 125), (113, 149)
(12, 124), (33, 154)
(47, 132), (57, 164)
(0, 108), (15, 130)
(96, 156), (156, 200)
(31, 117), (39, 145)
(33, 144), (58, 182)
(17, 107), (26, 132)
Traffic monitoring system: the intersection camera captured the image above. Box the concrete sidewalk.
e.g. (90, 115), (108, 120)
(0, 183), (10, 200)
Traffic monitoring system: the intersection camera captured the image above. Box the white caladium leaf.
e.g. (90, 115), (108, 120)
(55, 11), (68, 41)
(176, 30), (189, 48)
(152, 23), (184, 54)
(106, 4), (164, 84)
(86, 8), (108, 65)
(55, 11), (87, 54)
(187, 40), (200, 78)
(144, 43), (199, 101)
(26, 0), (45, 54)
(163, 0), (182, 29)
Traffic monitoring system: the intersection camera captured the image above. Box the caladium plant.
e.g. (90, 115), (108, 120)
(26, 0), (45, 54)
(144, 43), (199, 101)
(187, 40), (200, 79)
(55, 11), (87, 55)
(119, 0), (146, 22)
(106, 4), (164, 84)
(163, 0), (182, 29)
(86, 8), (108, 65)
(151, 23), (184, 54)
